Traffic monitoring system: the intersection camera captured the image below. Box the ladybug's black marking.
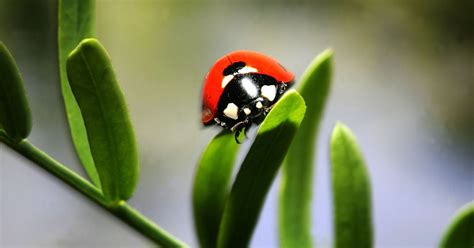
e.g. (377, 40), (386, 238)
(223, 61), (246, 76)
(215, 73), (291, 141)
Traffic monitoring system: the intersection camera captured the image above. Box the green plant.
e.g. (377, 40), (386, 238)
(1, 0), (185, 246)
(192, 48), (374, 248)
(439, 202), (474, 248)
(58, 0), (100, 188)
(0, 0), (314, 244)
(330, 123), (373, 248)
(279, 49), (332, 248)
(194, 90), (307, 248)
(2, 1), (472, 247)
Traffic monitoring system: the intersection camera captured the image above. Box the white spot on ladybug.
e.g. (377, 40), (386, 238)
(238, 66), (258, 74)
(221, 75), (234, 88)
(261, 85), (277, 101)
(241, 78), (258, 97)
(243, 108), (251, 115)
(256, 101), (263, 109)
(223, 103), (239, 120)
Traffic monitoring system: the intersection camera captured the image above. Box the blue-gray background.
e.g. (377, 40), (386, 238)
(1, 0), (473, 247)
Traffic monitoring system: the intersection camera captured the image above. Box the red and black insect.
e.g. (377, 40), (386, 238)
(201, 50), (294, 142)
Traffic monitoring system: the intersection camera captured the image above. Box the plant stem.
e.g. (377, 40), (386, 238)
(2, 139), (188, 247)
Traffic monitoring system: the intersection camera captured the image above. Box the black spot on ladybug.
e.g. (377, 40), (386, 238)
(223, 61), (246, 76)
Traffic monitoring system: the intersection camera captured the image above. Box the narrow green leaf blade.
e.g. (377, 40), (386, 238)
(193, 130), (240, 248)
(66, 38), (139, 201)
(217, 90), (306, 248)
(330, 122), (373, 248)
(58, 0), (101, 189)
(0, 42), (32, 143)
(279, 49), (333, 248)
(439, 202), (474, 248)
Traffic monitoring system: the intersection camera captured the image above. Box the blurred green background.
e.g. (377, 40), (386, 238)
(1, 0), (472, 247)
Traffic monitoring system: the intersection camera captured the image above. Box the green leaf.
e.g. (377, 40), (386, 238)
(58, 0), (101, 189)
(0, 42), (32, 143)
(279, 49), (333, 248)
(217, 90), (306, 248)
(193, 130), (241, 248)
(66, 38), (139, 202)
(330, 122), (373, 248)
(439, 202), (474, 248)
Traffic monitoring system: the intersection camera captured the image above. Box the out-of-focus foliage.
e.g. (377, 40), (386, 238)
(331, 123), (373, 248)
(440, 202), (474, 248)
(67, 39), (139, 202)
(58, 0), (101, 189)
(0, 42), (31, 143)
(279, 49), (332, 248)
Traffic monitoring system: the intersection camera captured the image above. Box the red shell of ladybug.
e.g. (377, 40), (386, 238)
(201, 50), (294, 135)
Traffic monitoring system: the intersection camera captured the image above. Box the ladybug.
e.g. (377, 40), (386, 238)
(201, 50), (294, 142)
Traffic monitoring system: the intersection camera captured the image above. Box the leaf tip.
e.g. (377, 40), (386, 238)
(258, 90), (306, 133)
(261, 90), (308, 140)
(68, 38), (103, 60)
(286, 89), (306, 106)
(331, 121), (350, 141)
(78, 38), (101, 48)
(320, 47), (334, 60)
(330, 122), (363, 160)
(440, 201), (474, 247)
(284, 89), (306, 109)
(311, 48), (334, 70)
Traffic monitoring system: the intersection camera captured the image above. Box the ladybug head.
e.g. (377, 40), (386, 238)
(214, 73), (289, 143)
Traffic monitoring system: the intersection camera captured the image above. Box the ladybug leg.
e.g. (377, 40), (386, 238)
(230, 118), (250, 132)
(214, 117), (229, 129)
(263, 103), (276, 117)
(231, 118), (251, 143)
(234, 130), (242, 144)
(277, 82), (288, 94)
(234, 124), (248, 144)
